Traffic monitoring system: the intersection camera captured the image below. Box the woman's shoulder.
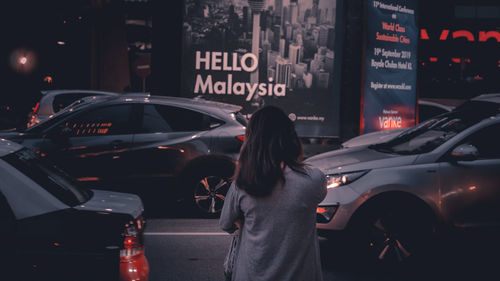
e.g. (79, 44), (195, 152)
(288, 165), (325, 184)
(288, 165), (326, 199)
(303, 165), (325, 179)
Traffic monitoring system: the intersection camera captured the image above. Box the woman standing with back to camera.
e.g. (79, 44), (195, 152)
(220, 106), (327, 281)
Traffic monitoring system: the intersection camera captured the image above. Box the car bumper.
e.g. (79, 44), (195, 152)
(316, 186), (361, 231)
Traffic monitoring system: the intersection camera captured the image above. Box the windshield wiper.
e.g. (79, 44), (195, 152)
(368, 143), (395, 154)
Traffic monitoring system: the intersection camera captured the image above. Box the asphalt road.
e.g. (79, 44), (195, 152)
(144, 219), (500, 281)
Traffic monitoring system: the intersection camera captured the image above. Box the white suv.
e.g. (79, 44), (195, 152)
(307, 94), (500, 264)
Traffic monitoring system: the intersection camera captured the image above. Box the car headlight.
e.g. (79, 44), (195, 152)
(326, 170), (369, 189)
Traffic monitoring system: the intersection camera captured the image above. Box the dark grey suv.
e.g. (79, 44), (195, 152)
(0, 95), (247, 215)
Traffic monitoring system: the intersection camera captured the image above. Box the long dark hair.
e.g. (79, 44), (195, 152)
(235, 106), (304, 197)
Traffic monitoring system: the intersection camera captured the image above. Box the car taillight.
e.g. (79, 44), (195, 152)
(236, 135), (245, 142)
(120, 217), (145, 262)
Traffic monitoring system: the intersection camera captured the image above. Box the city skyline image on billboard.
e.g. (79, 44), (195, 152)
(181, 0), (340, 137)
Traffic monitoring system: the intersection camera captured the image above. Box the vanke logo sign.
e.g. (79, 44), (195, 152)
(420, 29), (500, 42)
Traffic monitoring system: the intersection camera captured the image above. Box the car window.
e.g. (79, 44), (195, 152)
(25, 101), (90, 134)
(140, 104), (220, 133)
(53, 93), (96, 113)
(141, 104), (173, 133)
(462, 123), (500, 159)
(418, 104), (448, 123)
(2, 149), (91, 206)
(65, 105), (133, 137)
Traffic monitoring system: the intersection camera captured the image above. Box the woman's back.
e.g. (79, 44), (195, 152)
(220, 106), (326, 281)
(220, 165), (326, 281)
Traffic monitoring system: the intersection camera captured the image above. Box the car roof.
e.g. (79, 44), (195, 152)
(0, 138), (23, 157)
(418, 100), (454, 112)
(418, 98), (461, 111)
(66, 94), (117, 108)
(470, 93), (500, 104)
(106, 95), (242, 114)
(41, 89), (121, 97)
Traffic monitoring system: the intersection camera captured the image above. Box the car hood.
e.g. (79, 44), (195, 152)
(0, 138), (23, 157)
(0, 131), (26, 143)
(74, 189), (144, 218)
(306, 146), (417, 174)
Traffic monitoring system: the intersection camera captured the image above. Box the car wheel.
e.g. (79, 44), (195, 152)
(180, 156), (235, 217)
(349, 202), (436, 267)
(192, 174), (232, 215)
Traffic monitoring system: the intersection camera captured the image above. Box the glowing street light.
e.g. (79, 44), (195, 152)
(10, 48), (37, 74)
(19, 56), (28, 65)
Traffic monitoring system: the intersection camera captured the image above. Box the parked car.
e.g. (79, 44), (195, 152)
(307, 93), (500, 264)
(418, 99), (456, 122)
(27, 89), (120, 128)
(0, 138), (148, 281)
(342, 99), (457, 148)
(1, 95), (246, 215)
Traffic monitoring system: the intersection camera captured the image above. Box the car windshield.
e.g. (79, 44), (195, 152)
(2, 148), (92, 206)
(370, 100), (500, 155)
(23, 108), (74, 133)
(65, 96), (101, 110)
(24, 96), (113, 134)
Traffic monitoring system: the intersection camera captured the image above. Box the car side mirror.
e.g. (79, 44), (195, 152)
(450, 144), (478, 161)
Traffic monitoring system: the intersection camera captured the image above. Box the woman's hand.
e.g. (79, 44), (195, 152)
(235, 219), (242, 229)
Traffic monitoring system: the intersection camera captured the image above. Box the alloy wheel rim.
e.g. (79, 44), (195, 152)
(193, 176), (230, 213)
(368, 217), (412, 263)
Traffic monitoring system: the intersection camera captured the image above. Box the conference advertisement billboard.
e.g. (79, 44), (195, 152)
(361, 0), (418, 134)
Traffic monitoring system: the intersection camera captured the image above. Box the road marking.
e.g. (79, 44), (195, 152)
(144, 232), (229, 236)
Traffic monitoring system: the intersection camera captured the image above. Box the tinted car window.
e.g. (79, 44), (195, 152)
(141, 104), (173, 133)
(53, 93), (95, 113)
(26, 99), (99, 134)
(3, 149), (91, 206)
(464, 123), (500, 159)
(418, 105), (448, 123)
(66, 105), (133, 137)
(140, 104), (220, 133)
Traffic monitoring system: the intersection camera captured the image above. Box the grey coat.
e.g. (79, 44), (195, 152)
(220, 166), (327, 281)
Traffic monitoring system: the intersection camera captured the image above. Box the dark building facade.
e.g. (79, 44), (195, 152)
(2, 0), (499, 138)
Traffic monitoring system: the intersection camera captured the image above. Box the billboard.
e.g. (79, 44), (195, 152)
(361, 0), (418, 134)
(181, 0), (341, 137)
